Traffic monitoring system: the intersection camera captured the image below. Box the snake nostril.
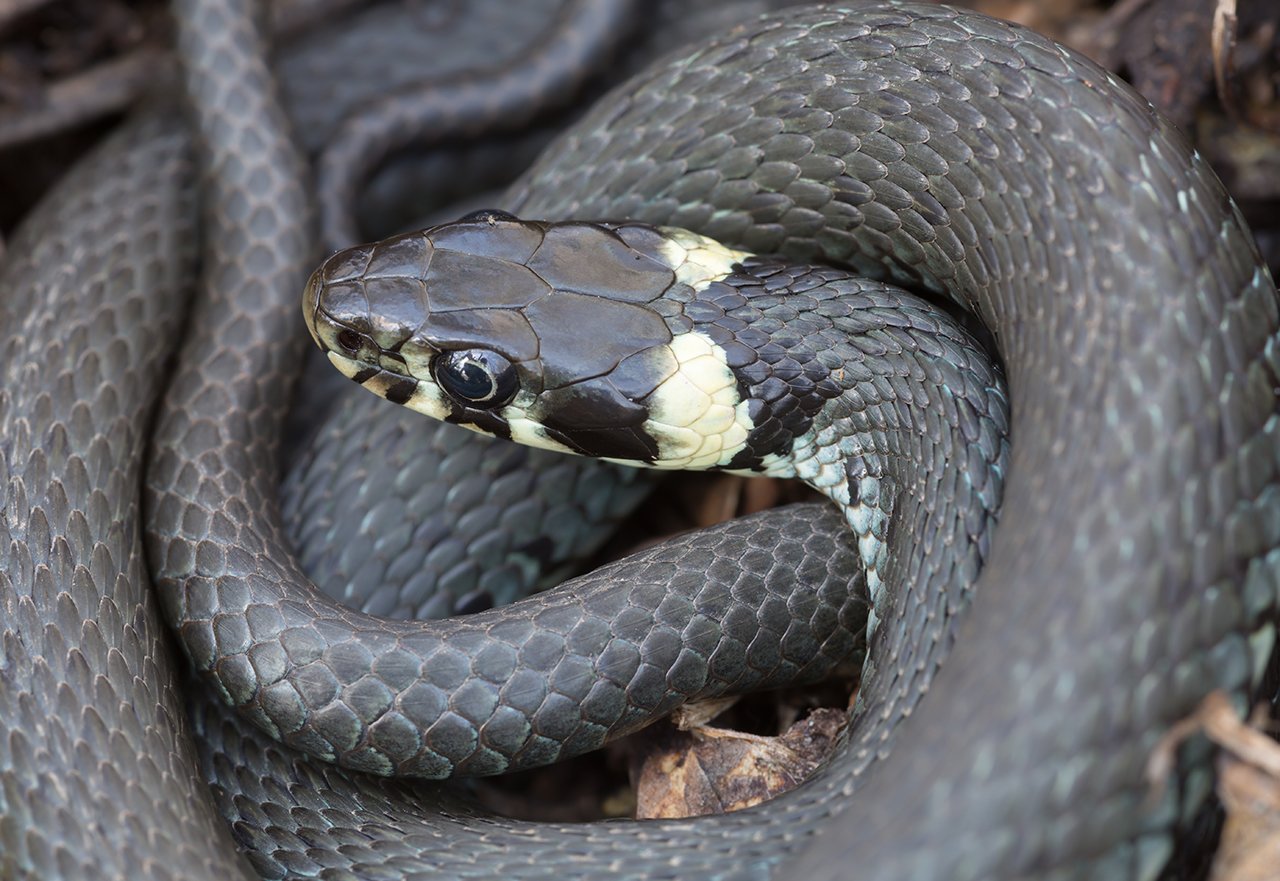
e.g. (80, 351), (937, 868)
(335, 328), (363, 354)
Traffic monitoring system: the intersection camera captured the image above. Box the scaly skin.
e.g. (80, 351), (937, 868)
(0, 112), (256, 881)
(2, 1), (1277, 880)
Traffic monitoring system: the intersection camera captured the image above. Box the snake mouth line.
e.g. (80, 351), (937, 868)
(327, 350), (420, 406)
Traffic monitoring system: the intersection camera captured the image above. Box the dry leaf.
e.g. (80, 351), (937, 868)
(1149, 691), (1280, 881)
(632, 708), (846, 820)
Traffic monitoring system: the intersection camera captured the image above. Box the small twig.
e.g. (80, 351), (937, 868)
(1212, 0), (1241, 119)
(0, 0), (377, 152)
(0, 49), (170, 150)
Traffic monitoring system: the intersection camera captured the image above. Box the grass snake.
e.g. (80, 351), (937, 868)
(4, 0), (1280, 879)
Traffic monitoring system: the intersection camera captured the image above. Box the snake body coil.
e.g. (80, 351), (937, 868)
(3, 1), (1280, 880)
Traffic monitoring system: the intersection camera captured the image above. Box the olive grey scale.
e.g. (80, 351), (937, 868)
(185, 502), (869, 877)
(280, 391), (653, 621)
(0, 113), (255, 879)
(291, 0), (812, 246)
(315, 0), (640, 251)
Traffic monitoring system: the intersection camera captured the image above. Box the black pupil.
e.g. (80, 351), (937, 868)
(434, 348), (516, 408)
(336, 329), (362, 353)
(445, 356), (494, 400)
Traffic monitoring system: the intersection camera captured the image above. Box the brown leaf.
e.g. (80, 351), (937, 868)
(632, 708), (846, 820)
(1149, 691), (1280, 881)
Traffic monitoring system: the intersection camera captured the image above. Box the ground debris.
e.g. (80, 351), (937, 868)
(1151, 691), (1280, 881)
(1117, 0), (1216, 129)
(631, 706), (847, 820)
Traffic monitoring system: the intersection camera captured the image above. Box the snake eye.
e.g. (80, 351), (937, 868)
(335, 328), (364, 355)
(432, 349), (518, 408)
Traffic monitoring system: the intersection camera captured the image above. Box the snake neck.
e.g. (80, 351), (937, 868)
(689, 258), (1011, 634)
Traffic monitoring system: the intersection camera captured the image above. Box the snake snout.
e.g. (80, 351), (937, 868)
(303, 270), (374, 366)
(300, 267), (332, 351)
(302, 241), (425, 379)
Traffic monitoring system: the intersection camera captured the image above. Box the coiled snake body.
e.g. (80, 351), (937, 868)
(2, 1), (1279, 880)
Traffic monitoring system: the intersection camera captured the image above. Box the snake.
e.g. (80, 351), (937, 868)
(3, 0), (1280, 880)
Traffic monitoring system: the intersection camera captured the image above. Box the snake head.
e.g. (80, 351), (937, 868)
(303, 212), (759, 468)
